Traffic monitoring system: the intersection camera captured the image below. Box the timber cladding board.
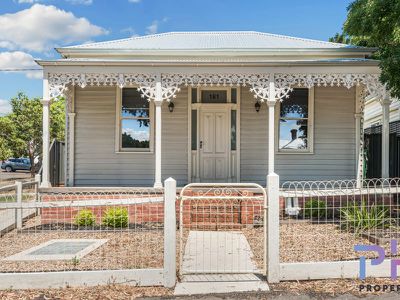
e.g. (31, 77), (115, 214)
(74, 86), (188, 186)
(240, 86), (356, 185)
(73, 85), (356, 186)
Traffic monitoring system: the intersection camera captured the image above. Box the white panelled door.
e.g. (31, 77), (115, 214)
(199, 108), (229, 182)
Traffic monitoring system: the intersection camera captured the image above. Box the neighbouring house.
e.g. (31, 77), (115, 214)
(35, 31), (392, 188)
(364, 98), (400, 178)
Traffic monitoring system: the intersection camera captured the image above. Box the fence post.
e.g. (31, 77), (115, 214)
(34, 174), (41, 200)
(15, 181), (23, 230)
(164, 177), (176, 288)
(267, 172), (280, 283)
(34, 174), (41, 215)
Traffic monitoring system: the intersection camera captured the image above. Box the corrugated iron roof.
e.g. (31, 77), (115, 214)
(65, 31), (356, 50)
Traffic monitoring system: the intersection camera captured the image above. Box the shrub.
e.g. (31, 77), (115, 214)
(340, 201), (390, 234)
(74, 209), (95, 226)
(102, 207), (129, 228)
(303, 199), (327, 219)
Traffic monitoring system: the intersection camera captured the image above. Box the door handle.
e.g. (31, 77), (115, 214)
(200, 141), (203, 149)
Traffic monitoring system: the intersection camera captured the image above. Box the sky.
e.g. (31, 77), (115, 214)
(0, 0), (353, 115)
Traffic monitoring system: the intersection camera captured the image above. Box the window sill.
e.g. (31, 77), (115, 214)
(115, 151), (154, 154)
(276, 150), (314, 155)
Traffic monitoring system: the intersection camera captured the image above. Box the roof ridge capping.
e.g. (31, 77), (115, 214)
(61, 31), (361, 50)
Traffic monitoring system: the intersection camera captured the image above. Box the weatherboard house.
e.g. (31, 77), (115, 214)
(36, 31), (392, 188)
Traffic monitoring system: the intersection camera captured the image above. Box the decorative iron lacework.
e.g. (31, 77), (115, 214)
(48, 73), (158, 99)
(356, 86), (366, 181)
(48, 72), (387, 102)
(162, 73), (271, 101)
(274, 73), (386, 101)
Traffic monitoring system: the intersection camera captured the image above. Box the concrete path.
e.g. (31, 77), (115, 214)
(175, 231), (269, 295)
(181, 231), (259, 274)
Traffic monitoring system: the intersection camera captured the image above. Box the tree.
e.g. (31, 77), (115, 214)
(0, 117), (16, 161)
(0, 93), (65, 177)
(328, 33), (351, 44)
(334, 0), (400, 98)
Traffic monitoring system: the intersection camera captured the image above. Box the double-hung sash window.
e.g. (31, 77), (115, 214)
(119, 88), (152, 152)
(278, 88), (313, 153)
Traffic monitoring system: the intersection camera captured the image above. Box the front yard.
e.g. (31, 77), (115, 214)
(0, 215), (164, 273)
(243, 220), (400, 270)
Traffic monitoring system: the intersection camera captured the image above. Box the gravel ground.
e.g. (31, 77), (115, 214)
(243, 222), (382, 267)
(0, 219), (164, 272)
(0, 285), (172, 299)
(1, 278), (400, 299)
(0, 223), (400, 299)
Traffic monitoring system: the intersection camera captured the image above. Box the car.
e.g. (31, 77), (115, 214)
(1, 158), (31, 172)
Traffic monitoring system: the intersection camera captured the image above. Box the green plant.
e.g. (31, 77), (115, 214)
(303, 199), (327, 219)
(102, 207), (129, 228)
(340, 201), (390, 233)
(71, 256), (80, 267)
(74, 209), (96, 226)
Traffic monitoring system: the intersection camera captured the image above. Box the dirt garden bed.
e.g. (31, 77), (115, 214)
(1, 278), (400, 299)
(243, 222), (399, 269)
(0, 216), (164, 273)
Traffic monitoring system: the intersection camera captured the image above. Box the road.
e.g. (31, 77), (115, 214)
(0, 170), (32, 187)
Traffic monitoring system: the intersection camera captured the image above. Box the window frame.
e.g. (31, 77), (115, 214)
(275, 87), (314, 154)
(115, 87), (154, 153)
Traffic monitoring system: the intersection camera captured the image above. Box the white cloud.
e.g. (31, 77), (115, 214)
(121, 27), (139, 37)
(123, 128), (149, 141)
(66, 0), (93, 5)
(16, 0), (41, 3)
(0, 99), (12, 116)
(145, 20), (158, 35)
(128, 0), (142, 3)
(0, 4), (107, 52)
(0, 51), (42, 79)
(145, 17), (168, 35)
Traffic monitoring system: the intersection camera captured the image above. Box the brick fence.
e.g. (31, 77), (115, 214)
(40, 193), (264, 227)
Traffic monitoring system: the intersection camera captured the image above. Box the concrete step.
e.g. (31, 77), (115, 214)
(174, 273), (269, 295)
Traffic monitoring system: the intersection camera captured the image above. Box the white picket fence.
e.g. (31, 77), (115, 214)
(0, 174), (399, 288)
(275, 177), (399, 281)
(0, 178), (177, 289)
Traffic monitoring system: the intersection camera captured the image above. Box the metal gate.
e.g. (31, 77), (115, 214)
(179, 183), (267, 276)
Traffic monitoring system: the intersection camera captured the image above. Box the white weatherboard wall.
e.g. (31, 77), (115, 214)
(240, 86), (356, 185)
(73, 86), (355, 186)
(74, 86), (188, 186)
(161, 88), (188, 186)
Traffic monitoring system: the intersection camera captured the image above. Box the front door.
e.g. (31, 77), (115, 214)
(199, 109), (229, 182)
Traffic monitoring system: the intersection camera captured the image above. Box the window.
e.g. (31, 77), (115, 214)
(278, 88), (313, 152)
(231, 88), (237, 104)
(118, 88), (151, 151)
(191, 110), (197, 150)
(231, 110), (237, 150)
(191, 88), (198, 103)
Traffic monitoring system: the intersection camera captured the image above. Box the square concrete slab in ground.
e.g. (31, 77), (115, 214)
(3, 239), (108, 261)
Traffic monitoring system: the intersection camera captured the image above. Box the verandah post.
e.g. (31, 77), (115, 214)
(355, 86), (363, 187)
(163, 177), (176, 288)
(154, 76), (163, 188)
(41, 74), (51, 188)
(381, 97), (391, 178)
(266, 74), (280, 283)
